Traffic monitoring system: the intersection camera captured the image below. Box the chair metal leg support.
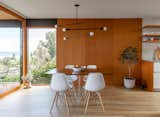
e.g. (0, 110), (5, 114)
(97, 92), (105, 112)
(50, 92), (58, 114)
(67, 90), (73, 106)
(70, 87), (77, 105)
(64, 92), (70, 114)
(55, 92), (59, 106)
(84, 91), (90, 114)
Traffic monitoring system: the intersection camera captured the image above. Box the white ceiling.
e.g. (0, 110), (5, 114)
(0, 0), (160, 19)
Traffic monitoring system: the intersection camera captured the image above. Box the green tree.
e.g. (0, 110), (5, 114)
(31, 45), (51, 70)
(2, 57), (10, 66)
(29, 30), (56, 84)
(46, 31), (56, 58)
(11, 53), (16, 60)
(30, 31), (56, 69)
(41, 31), (56, 58)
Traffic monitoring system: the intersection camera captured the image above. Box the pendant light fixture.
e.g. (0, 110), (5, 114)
(55, 4), (108, 40)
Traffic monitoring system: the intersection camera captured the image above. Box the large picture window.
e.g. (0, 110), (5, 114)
(0, 27), (21, 94)
(28, 28), (56, 85)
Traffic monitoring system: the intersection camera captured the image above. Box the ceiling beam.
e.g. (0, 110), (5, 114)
(0, 4), (25, 21)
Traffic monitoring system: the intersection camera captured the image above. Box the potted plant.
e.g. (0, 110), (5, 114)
(120, 46), (138, 89)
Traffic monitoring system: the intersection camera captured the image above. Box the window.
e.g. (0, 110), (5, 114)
(28, 28), (56, 85)
(0, 27), (21, 93)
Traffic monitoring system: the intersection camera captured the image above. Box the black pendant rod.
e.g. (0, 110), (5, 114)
(75, 4), (80, 24)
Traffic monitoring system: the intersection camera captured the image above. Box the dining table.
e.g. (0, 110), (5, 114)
(57, 68), (112, 76)
(57, 68), (113, 103)
(47, 68), (113, 89)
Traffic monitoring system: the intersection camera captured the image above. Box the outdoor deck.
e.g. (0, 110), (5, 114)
(0, 82), (20, 94)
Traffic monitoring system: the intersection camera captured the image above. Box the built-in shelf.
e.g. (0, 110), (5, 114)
(143, 34), (160, 37)
(143, 25), (160, 29)
(143, 25), (160, 42)
(143, 41), (160, 43)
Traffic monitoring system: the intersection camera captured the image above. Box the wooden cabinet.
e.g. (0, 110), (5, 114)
(142, 61), (160, 91)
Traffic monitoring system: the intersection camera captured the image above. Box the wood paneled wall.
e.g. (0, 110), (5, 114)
(141, 61), (153, 91)
(56, 19), (142, 86)
(113, 19), (142, 85)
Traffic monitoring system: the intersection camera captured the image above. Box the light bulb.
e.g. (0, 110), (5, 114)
(62, 28), (67, 32)
(103, 26), (107, 31)
(54, 24), (58, 28)
(89, 32), (94, 37)
(63, 37), (68, 40)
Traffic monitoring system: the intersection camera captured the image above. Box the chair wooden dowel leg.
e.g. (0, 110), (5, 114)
(67, 90), (73, 106)
(84, 92), (90, 114)
(97, 92), (105, 112)
(64, 92), (70, 114)
(50, 92), (58, 114)
(83, 91), (88, 105)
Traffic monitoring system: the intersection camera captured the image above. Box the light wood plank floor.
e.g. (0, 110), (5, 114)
(0, 86), (160, 117)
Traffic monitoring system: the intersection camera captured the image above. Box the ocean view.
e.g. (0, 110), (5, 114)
(0, 51), (19, 58)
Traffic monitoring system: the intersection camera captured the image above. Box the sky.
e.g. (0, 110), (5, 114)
(0, 28), (20, 52)
(0, 28), (55, 55)
(29, 28), (55, 54)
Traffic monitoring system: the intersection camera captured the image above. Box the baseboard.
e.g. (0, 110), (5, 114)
(153, 88), (160, 91)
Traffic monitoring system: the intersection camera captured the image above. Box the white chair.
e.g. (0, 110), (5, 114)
(84, 72), (105, 113)
(87, 65), (97, 70)
(65, 65), (78, 87)
(50, 73), (70, 114)
(83, 65), (97, 82)
(65, 65), (74, 69)
(65, 65), (78, 104)
(66, 75), (78, 88)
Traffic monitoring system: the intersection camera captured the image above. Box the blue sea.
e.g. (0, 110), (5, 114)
(0, 51), (20, 58)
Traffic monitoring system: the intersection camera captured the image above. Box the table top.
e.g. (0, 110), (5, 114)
(57, 68), (113, 75)
(45, 68), (57, 74)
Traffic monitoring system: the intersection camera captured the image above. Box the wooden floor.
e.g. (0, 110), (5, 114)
(1, 86), (160, 117)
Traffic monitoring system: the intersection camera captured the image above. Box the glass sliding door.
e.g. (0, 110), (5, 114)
(28, 28), (56, 85)
(0, 27), (21, 94)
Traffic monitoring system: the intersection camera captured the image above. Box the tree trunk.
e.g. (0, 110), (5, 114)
(128, 63), (132, 78)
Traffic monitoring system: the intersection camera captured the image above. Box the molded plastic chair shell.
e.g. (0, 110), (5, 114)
(85, 73), (105, 92)
(50, 73), (69, 91)
(83, 65), (97, 82)
(87, 65), (97, 70)
(66, 75), (78, 88)
(65, 65), (74, 69)
(65, 65), (78, 83)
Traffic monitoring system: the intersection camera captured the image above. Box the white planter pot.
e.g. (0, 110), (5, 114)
(124, 78), (136, 89)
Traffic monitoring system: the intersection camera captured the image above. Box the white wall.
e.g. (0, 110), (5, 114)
(143, 18), (160, 26)
(142, 19), (160, 61)
(142, 42), (160, 61)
